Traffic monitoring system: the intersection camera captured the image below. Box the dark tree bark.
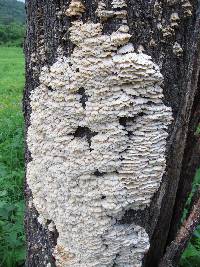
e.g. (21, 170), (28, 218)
(24, 0), (200, 266)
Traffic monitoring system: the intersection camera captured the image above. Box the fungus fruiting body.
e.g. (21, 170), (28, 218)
(65, 0), (85, 16)
(173, 42), (183, 56)
(27, 3), (172, 267)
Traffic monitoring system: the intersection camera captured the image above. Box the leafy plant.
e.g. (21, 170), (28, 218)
(0, 46), (25, 267)
(0, 23), (25, 47)
(0, 201), (25, 267)
(180, 169), (200, 267)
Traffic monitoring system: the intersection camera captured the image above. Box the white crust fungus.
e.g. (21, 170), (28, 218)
(27, 4), (173, 267)
(111, 0), (127, 8)
(170, 12), (180, 27)
(181, 0), (193, 17)
(65, 0), (85, 17)
(173, 42), (183, 56)
(96, 0), (127, 21)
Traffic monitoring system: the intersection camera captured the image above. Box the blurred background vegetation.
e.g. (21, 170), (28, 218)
(0, 0), (199, 266)
(0, 0), (25, 47)
(0, 47), (25, 266)
(0, 1), (25, 266)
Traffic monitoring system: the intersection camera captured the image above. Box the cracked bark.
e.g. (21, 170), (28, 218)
(24, 0), (200, 266)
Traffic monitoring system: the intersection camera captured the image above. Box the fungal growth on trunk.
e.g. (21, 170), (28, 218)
(27, 1), (173, 266)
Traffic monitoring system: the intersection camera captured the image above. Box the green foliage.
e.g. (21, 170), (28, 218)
(195, 125), (200, 136)
(0, 201), (25, 267)
(0, 23), (25, 47)
(180, 169), (200, 267)
(0, 0), (25, 46)
(0, 47), (25, 267)
(0, 0), (25, 25)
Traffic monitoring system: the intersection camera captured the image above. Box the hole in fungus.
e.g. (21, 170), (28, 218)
(127, 131), (132, 137)
(119, 113), (145, 127)
(77, 87), (88, 109)
(46, 219), (52, 225)
(112, 253), (120, 267)
(74, 126), (98, 148)
(138, 112), (145, 117)
(119, 117), (127, 127)
(94, 170), (105, 176)
(48, 86), (55, 92)
(119, 113), (145, 137)
(146, 100), (155, 106)
(101, 195), (106, 199)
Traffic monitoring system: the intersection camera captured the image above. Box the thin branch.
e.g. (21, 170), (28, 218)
(158, 188), (200, 267)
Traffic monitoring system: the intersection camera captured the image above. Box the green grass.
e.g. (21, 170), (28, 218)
(0, 46), (25, 267)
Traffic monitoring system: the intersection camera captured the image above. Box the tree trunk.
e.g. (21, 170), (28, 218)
(24, 0), (200, 266)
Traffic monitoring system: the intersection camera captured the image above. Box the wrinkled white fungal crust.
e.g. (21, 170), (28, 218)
(27, 2), (172, 266)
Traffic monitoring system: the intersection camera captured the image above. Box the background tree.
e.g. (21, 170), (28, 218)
(24, 0), (200, 266)
(0, 0), (25, 46)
